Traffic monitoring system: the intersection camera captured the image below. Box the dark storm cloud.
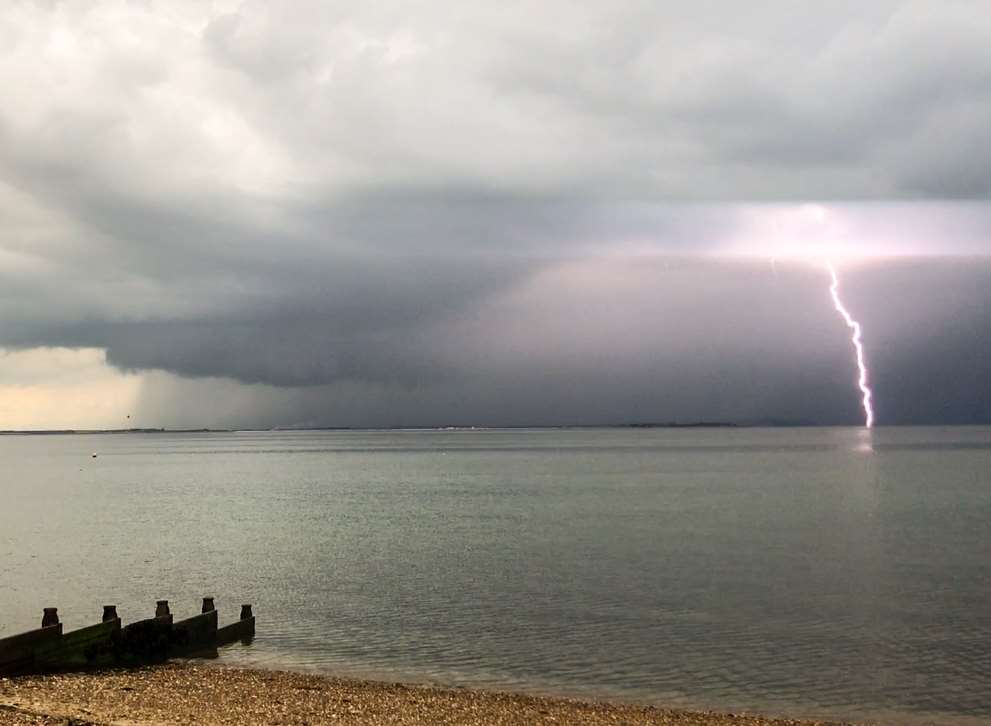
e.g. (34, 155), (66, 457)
(842, 260), (991, 424)
(125, 258), (991, 429)
(1, 1), (991, 426)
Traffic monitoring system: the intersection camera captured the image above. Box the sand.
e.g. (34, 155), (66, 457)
(0, 662), (860, 726)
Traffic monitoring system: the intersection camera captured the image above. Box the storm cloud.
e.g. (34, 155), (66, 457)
(1, 1), (990, 427)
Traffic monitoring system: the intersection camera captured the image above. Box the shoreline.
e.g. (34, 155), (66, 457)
(0, 662), (856, 726)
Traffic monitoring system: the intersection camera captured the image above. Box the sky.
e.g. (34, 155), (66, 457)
(1, 0), (990, 429)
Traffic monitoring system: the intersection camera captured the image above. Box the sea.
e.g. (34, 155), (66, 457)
(1, 427), (989, 725)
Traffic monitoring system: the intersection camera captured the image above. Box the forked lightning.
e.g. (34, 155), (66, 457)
(826, 262), (874, 428)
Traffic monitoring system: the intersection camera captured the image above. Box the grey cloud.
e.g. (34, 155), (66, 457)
(2, 2), (991, 427)
(5, 2), (991, 201)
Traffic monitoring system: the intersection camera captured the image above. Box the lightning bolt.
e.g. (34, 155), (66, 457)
(826, 261), (874, 428)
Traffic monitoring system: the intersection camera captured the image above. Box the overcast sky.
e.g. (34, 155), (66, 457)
(1, 0), (990, 429)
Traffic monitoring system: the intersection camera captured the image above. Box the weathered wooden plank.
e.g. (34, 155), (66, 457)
(115, 616), (174, 664)
(0, 625), (62, 675)
(216, 617), (255, 646)
(34, 619), (121, 669)
(171, 609), (217, 653)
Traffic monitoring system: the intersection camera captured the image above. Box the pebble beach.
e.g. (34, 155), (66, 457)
(0, 663), (855, 726)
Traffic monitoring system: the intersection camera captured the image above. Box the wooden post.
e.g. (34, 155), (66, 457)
(41, 608), (59, 628)
(155, 600), (170, 618)
(240, 604), (253, 620)
(202, 597), (215, 613)
(102, 605), (119, 622)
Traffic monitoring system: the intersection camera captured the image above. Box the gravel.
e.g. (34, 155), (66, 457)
(0, 663), (858, 726)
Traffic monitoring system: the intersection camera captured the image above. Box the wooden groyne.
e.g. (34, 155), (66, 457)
(0, 598), (254, 676)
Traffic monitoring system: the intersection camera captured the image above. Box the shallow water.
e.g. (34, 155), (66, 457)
(2, 427), (990, 725)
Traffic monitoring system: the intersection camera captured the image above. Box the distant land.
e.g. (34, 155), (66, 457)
(625, 422), (738, 428)
(0, 428), (220, 435)
(0, 421), (839, 435)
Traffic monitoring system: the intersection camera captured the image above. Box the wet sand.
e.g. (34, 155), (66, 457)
(0, 662), (856, 725)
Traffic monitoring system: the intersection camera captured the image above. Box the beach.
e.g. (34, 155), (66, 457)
(0, 663), (852, 726)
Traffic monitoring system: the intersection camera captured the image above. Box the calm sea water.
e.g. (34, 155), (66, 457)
(2, 427), (989, 725)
